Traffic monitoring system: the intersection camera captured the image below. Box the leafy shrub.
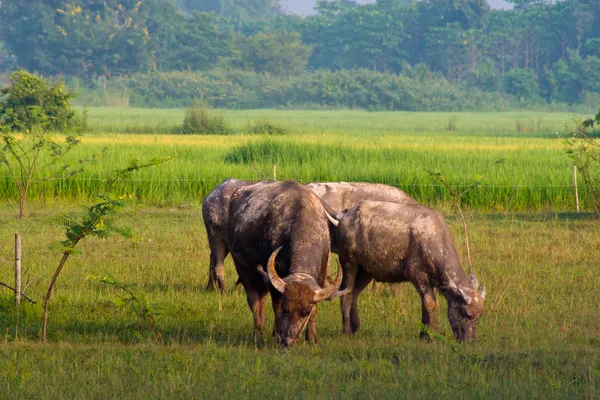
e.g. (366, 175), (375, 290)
(246, 117), (288, 135)
(0, 70), (85, 132)
(182, 101), (230, 135)
(94, 68), (519, 111)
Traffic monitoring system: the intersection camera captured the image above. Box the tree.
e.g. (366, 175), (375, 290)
(417, 0), (490, 31)
(0, 0), (154, 79)
(178, 0), (281, 20)
(153, 11), (234, 72)
(236, 30), (312, 76)
(0, 38), (16, 72)
(0, 70), (85, 218)
(552, 50), (600, 103)
(502, 67), (540, 101)
(425, 23), (483, 81)
(305, 3), (406, 72)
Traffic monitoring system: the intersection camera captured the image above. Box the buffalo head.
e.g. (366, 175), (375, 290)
(261, 247), (348, 347)
(446, 273), (486, 341)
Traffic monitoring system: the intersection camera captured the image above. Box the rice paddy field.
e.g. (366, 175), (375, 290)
(0, 109), (599, 398)
(0, 109), (596, 211)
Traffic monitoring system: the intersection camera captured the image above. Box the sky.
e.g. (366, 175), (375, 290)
(280, 0), (514, 16)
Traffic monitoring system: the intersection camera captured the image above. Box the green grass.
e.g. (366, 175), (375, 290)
(0, 109), (599, 397)
(84, 107), (580, 136)
(0, 108), (596, 211)
(0, 206), (598, 398)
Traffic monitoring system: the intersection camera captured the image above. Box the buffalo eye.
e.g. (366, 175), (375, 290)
(282, 302), (292, 315)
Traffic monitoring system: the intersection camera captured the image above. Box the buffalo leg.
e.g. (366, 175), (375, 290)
(305, 308), (318, 345)
(412, 279), (438, 339)
(270, 289), (283, 339)
(340, 258), (359, 335)
(206, 233), (228, 292)
(348, 269), (373, 334)
(244, 286), (268, 333)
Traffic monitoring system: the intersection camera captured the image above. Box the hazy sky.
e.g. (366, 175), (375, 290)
(280, 0), (514, 16)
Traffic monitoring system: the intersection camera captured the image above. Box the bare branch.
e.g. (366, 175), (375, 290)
(0, 281), (37, 304)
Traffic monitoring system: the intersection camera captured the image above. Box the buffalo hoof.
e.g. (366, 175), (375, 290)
(205, 277), (226, 293)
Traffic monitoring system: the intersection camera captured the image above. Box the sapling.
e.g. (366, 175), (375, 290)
(90, 273), (164, 343)
(425, 169), (482, 274)
(563, 110), (600, 217)
(41, 156), (176, 342)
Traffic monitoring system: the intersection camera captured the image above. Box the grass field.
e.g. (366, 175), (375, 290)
(0, 109), (599, 398)
(0, 206), (598, 398)
(1, 108), (596, 211)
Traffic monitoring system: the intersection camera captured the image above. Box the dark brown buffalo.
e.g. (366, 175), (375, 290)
(227, 180), (346, 346)
(334, 201), (486, 341)
(203, 179), (415, 292)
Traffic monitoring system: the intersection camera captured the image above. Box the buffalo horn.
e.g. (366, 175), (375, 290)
(314, 257), (347, 302)
(457, 287), (473, 305)
(267, 246), (287, 293)
(325, 211), (339, 227)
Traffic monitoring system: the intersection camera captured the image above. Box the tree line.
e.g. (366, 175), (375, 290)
(0, 0), (599, 109)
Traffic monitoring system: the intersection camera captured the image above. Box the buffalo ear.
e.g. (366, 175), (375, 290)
(469, 272), (479, 290)
(326, 288), (351, 301)
(257, 265), (269, 283)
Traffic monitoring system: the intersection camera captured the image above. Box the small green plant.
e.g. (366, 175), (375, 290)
(90, 274), (163, 342)
(446, 116), (458, 131)
(182, 101), (230, 135)
(41, 155), (176, 342)
(246, 117), (288, 135)
(564, 109), (600, 216)
(515, 118), (534, 134)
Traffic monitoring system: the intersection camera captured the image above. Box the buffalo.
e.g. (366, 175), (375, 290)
(227, 180), (346, 346)
(202, 178), (259, 291)
(333, 201), (486, 341)
(203, 179), (415, 292)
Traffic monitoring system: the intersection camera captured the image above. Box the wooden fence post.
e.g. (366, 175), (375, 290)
(273, 164), (277, 181)
(15, 233), (22, 306)
(573, 165), (580, 213)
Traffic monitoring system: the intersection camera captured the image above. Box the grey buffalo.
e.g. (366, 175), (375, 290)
(202, 178), (259, 291)
(305, 182), (416, 216)
(203, 179), (415, 292)
(227, 180), (346, 346)
(333, 201), (486, 341)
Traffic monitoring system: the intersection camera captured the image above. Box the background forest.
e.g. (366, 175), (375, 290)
(0, 0), (599, 110)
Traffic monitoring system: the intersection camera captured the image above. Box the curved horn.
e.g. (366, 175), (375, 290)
(480, 285), (486, 300)
(267, 246), (287, 293)
(445, 272), (471, 305)
(325, 211), (339, 227)
(446, 274), (459, 293)
(314, 257), (346, 302)
(457, 287), (472, 305)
